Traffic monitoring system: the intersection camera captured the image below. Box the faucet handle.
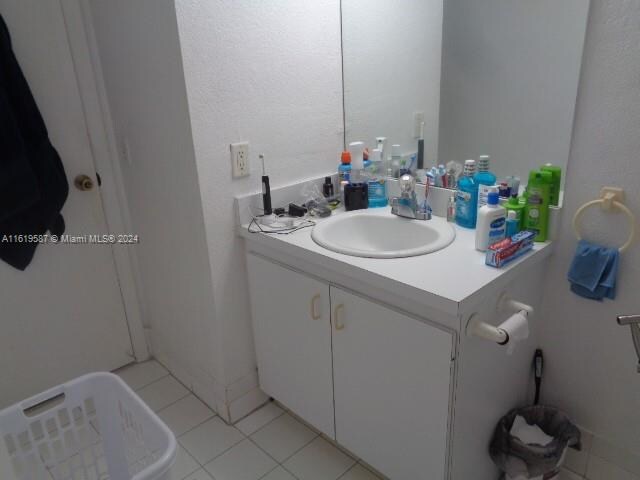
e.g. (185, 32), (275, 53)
(399, 174), (416, 194)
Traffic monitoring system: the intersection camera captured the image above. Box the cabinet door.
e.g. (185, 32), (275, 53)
(246, 254), (335, 437)
(331, 286), (453, 480)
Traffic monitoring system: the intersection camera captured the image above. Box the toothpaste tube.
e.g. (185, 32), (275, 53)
(485, 230), (536, 268)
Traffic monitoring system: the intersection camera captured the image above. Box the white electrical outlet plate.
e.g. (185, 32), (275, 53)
(231, 142), (250, 178)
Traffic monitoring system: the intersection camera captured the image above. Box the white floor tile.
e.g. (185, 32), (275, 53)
(587, 455), (639, 480)
(115, 360), (168, 390)
(591, 437), (640, 477)
(261, 466), (297, 480)
(168, 446), (200, 480)
(183, 469), (215, 480)
(284, 436), (356, 480)
(250, 413), (317, 463)
(565, 430), (593, 477)
(339, 464), (383, 480)
(158, 394), (215, 436)
(179, 417), (245, 464)
(136, 375), (190, 412)
(204, 439), (277, 480)
(235, 402), (284, 436)
(559, 468), (584, 480)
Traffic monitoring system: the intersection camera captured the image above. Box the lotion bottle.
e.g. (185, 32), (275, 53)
(475, 190), (506, 251)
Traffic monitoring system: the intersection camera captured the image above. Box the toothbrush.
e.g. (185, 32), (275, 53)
(417, 122), (425, 169)
(259, 154), (272, 216)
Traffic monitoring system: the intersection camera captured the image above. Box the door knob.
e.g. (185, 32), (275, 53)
(74, 174), (94, 191)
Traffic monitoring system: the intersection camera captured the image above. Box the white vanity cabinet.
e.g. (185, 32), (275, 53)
(246, 253), (454, 480)
(246, 253), (335, 438)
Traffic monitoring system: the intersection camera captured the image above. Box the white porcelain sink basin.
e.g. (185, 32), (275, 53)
(311, 211), (456, 258)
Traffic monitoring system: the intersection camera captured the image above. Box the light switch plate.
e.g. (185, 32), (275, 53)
(231, 142), (250, 178)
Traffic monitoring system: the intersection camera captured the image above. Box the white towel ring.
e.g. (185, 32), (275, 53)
(572, 195), (636, 253)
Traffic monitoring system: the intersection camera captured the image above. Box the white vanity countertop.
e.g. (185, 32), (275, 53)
(239, 207), (553, 316)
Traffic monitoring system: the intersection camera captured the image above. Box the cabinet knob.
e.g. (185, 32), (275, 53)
(310, 294), (321, 320)
(334, 304), (345, 331)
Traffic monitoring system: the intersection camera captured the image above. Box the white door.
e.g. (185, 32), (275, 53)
(331, 286), (453, 480)
(246, 254), (335, 438)
(0, 1), (133, 407)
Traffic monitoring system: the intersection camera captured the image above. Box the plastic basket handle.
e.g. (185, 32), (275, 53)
(19, 386), (66, 418)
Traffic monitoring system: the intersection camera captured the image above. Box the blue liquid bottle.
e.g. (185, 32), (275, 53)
(456, 159), (479, 228)
(475, 154), (497, 210)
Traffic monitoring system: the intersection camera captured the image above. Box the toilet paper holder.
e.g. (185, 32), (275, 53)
(466, 294), (534, 345)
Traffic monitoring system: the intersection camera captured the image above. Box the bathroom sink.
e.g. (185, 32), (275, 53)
(311, 211), (456, 258)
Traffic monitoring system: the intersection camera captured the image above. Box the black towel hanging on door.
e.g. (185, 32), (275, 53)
(0, 14), (69, 270)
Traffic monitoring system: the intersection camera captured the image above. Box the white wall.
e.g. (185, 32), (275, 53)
(539, 0), (640, 455)
(439, 0), (589, 185)
(90, 0), (640, 449)
(87, 0), (223, 404)
(342, 0), (442, 164)
(174, 0), (343, 417)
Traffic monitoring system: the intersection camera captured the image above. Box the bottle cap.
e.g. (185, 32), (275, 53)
(349, 141), (365, 170)
(488, 191), (499, 205)
(507, 210), (517, 220)
(508, 195), (519, 205)
(478, 155), (491, 172)
(391, 144), (402, 158)
(341, 151), (351, 164)
(463, 159), (476, 176)
(370, 149), (382, 163)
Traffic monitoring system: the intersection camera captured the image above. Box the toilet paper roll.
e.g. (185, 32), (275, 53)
(499, 310), (529, 355)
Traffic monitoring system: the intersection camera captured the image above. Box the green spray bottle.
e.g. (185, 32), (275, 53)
(525, 170), (552, 242)
(541, 163), (562, 206)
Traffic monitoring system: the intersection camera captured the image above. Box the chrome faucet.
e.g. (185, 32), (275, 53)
(617, 315), (640, 373)
(391, 174), (431, 220)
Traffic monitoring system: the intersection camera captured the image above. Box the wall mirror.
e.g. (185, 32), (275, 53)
(341, 0), (590, 195)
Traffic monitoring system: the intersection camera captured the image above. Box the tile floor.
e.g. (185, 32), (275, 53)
(115, 361), (383, 480)
(117, 361), (639, 480)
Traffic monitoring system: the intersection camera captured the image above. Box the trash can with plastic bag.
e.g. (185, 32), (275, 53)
(490, 405), (581, 480)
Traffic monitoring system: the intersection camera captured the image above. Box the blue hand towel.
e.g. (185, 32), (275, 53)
(567, 240), (619, 300)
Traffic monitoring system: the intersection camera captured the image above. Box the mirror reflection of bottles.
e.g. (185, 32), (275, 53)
(366, 149), (388, 207)
(455, 160), (478, 228)
(524, 170), (552, 242)
(475, 155), (497, 210)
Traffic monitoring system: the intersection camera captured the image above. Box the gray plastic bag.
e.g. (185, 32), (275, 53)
(489, 405), (581, 478)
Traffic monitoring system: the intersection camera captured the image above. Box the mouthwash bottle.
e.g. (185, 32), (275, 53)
(525, 170), (552, 242)
(475, 155), (497, 210)
(456, 159), (479, 228)
(366, 149), (388, 207)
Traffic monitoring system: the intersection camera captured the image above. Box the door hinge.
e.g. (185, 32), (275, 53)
(96, 172), (102, 187)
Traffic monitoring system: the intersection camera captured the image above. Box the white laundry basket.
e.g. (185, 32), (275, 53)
(0, 372), (177, 480)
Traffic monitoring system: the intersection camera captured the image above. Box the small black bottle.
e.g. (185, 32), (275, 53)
(323, 177), (334, 198)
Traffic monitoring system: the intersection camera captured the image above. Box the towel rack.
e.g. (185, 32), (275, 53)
(572, 187), (636, 253)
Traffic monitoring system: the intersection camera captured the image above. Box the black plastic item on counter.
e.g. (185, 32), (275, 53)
(288, 203), (307, 217)
(344, 183), (369, 211)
